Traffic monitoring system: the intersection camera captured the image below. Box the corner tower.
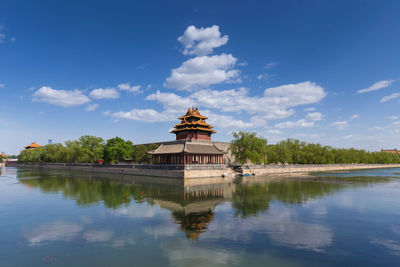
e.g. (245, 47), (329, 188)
(171, 107), (216, 141)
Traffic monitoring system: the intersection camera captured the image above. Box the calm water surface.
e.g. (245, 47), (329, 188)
(1, 167), (400, 266)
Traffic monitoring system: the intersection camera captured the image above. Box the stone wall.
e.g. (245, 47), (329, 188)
(17, 163), (185, 179)
(12, 163), (400, 179)
(15, 163), (234, 179)
(212, 141), (236, 165)
(241, 164), (400, 175)
(184, 169), (235, 179)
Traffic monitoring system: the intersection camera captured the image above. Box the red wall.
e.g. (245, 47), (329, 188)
(176, 132), (211, 140)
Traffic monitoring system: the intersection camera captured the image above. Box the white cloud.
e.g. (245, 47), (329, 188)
(392, 226), (400, 236)
(330, 121), (348, 130)
(369, 126), (386, 131)
(178, 25), (228, 56)
(33, 86), (90, 107)
(25, 221), (83, 245)
(163, 241), (240, 266)
(357, 79), (395, 94)
(82, 230), (113, 243)
(0, 83), (4, 88)
(112, 204), (163, 219)
(275, 119), (314, 129)
(264, 62), (278, 70)
(371, 238), (400, 256)
(110, 26), (326, 129)
(263, 81), (326, 108)
(380, 93), (400, 103)
(306, 112), (323, 121)
(113, 81), (326, 128)
(266, 129), (282, 135)
(342, 134), (355, 140)
(85, 103), (99, 112)
(165, 81), (324, 117)
(89, 88), (120, 99)
(111, 109), (173, 122)
(203, 110), (255, 129)
(205, 206), (333, 252)
(304, 107), (316, 112)
(164, 54), (239, 91)
(112, 237), (136, 248)
(330, 114), (358, 130)
(118, 83), (142, 94)
(257, 74), (263, 80)
(350, 114), (359, 120)
(144, 222), (179, 238)
(0, 26), (5, 43)
(388, 116), (399, 120)
(146, 90), (195, 112)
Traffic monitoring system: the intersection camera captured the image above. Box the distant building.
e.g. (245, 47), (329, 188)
(1, 152), (6, 158)
(148, 107), (225, 165)
(24, 142), (43, 150)
(381, 149), (400, 154)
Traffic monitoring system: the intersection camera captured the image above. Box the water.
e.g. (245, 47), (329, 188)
(1, 167), (400, 266)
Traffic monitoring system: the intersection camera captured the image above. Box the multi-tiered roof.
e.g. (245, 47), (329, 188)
(171, 107), (216, 136)
(148, 107), (225, 165)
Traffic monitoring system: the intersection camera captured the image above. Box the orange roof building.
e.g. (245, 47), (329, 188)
(24, 142), (43, 150)
(171, 107), (216, 141)
(1, 152), (6, 158)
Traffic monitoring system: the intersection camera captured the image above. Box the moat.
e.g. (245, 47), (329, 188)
(1, 167), (400, 266)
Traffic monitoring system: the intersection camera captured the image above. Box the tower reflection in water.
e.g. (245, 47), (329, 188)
(16, 169), (395, 239)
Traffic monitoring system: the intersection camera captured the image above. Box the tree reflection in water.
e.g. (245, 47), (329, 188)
(17, 168), (398, 238)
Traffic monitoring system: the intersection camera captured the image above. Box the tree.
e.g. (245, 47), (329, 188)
(103, 137), (133, 164)
(40, 143), (68, 163)
(18, 148), (43, 163)
(132, 144), (159, 163)
(231, 132), (268, 164)
(65, 140), (85, 163)
(78, 135), (105, 163)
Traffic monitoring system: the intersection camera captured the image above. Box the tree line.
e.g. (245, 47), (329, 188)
(18, 135), (158, 164)
(17, 132), (400, 165)
(231, 131), (400, 165)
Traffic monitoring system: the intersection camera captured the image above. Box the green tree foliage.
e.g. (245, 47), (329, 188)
(265, 138), (400, 164)
(78, 135), (105, 163)
(231, 132), (268, 164)
(19, 148), (42, 163)
(65, 140), (85, 163)
(19, 135), (105, 163)
(40, 143), (68, 163)
(103, 137), (133, 164)
(132, 144), (159, 163)
(0, 155), (3, 163)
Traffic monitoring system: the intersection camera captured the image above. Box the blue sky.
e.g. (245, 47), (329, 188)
(1, 0), (400, 154)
